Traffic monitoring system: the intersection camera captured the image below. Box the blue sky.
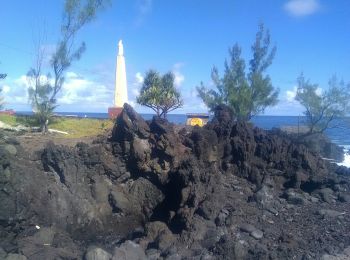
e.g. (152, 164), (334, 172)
(0, 0), (349, 115)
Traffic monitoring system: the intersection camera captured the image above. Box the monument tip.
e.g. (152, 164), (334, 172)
(118, 40), (124, 56)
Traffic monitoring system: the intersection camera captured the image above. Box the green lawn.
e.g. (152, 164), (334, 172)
(49, 117), (114, 138)
(0, 114), (115, 138)
(0, 114), (17, 126)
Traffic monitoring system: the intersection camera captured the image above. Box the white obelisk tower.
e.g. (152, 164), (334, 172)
(114, 40), (128, 107)
(108, 40), (128, 118)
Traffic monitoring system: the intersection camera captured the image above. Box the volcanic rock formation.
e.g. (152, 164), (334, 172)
(0, 104), (350, 259)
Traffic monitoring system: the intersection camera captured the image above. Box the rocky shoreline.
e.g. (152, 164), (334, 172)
(1, 104), (350, 260)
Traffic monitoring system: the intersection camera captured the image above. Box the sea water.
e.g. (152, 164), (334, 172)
(16, 112), (350, 167)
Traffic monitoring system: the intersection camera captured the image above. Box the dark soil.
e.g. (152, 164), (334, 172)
(0, 104), (350, 260)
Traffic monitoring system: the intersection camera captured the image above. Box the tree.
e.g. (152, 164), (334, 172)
(27, 0), (110, 133)
(197, 24), (279, 121)
(0, 73), (6, 110)
(137, 70), (183, 119)
(295, 74), (350, 134)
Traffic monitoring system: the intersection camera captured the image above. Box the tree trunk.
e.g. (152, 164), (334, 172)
(41, 119), (49, 134)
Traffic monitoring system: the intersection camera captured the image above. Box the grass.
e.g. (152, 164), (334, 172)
(49, 117), (114, 138)
(0, 114), (17, 126)
(0, 114), (115, 138)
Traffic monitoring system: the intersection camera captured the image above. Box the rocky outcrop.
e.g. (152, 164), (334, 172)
(0, 103), (350, 259)
(294, 132), (344, 162)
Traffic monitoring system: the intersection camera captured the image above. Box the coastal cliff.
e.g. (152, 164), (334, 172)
(0, 104), (350, 259)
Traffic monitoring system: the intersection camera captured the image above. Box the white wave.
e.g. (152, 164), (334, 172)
(342, 145), (350, 151)
(337, 148), (350, 168)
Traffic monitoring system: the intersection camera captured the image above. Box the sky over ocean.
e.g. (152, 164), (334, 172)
(1, 0), (350, 115)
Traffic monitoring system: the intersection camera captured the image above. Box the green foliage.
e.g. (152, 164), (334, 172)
(295, 74), (350, 134)
(197, 24), (279, 121)
(137, 70), (183, 118)
(28, 0), (110, 133)
(27, 70), (56, 132)
(0, 73), (6, 110)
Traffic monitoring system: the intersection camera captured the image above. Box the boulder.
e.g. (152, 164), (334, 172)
(318, 188), (335, 203)
(254, 185), (275, 206)
(3, 144), (17, 156)
(108, 189), (130, 214)
(29, 227), (55, 245)
(251, 229), (264, 239)
(240, 224), (264, 239)
(17, 227), (82, 259)
(112, 241), (146, 260)
(85, 247), (112, 260)
(338, 193), (350, 203)
(240, 223), (256, 233)
(317, 209), (344, 218)
(285, 189), (308, 205)
(5, 254), (27, 260)
(128, 178), (165, 219)
(145, 221), (176, 251)
(111, 103), (150, 143)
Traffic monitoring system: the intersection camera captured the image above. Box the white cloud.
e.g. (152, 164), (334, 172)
(132, 89), (140, 96)
(285, 85), (323, 102)
(174, 72), (184, 87)
(284, 0), (321, 17)
(286, 86), (297, 102)
(1, 72), (114, 111)
(135, 72), (144, 84)
(66, 71), (79, 78)
(130, 72), (144, 97)
(190, 88), (198, 98)
(267, 86), (305, 115)
(58, 72), (112, 105)
(2, 76), (31, 107)
(315, 87), (322, 96)
(14, 75), (30, 88)
(172, 63), (185, 87)
(129, 100), (137, 108)
(2, 85), (10, 94)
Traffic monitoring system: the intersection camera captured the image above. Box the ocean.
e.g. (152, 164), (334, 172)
(16, 111), (350, 167)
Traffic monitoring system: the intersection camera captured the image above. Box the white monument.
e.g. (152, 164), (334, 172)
(114, 40), (128, 107)
(109, 40), (128, 118)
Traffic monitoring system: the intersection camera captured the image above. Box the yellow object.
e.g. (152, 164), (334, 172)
(190, 118), (203, 127)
